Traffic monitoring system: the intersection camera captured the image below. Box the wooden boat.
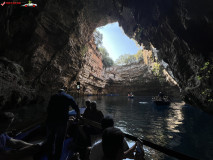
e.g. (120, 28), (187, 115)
(128, 96), (134, 98)
(8, 107), (86, 160)
(9, 107), (198, 160)
(153, 100), (171, 106)
(152, 96), (171, 106)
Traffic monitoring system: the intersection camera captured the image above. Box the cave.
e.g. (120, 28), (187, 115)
(1, 0), (212, 114)
(0, 0), (213, 159)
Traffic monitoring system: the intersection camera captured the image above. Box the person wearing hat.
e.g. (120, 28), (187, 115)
(46, 88), (80, 160)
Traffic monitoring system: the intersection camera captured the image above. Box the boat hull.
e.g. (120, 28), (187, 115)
(153, 100), (171, 106)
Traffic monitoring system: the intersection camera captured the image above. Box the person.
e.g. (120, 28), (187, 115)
(89, 116), (143, 160)
(83, 100), (91, 119)
(101, 115), (114, 131)
(79, 101), (104, 147)
(90, 127), (144, 160)
(46, 88), (80, 160)
(102, 127), (124, 160)
(89, 101), (104, 123)
(0, 112), (40, 160)
(158, 92), (164, 100)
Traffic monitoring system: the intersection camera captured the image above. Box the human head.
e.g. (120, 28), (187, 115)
(101, 115), (114, 130)
(102, 127), (124, 160)
(58, 86), (67, 93)
(85, 100), (91, 108)
(90, 101), (97, 111)
(58, 89), (65, 93)
(0, 112), (14, 133)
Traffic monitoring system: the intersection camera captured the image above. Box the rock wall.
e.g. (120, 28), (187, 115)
(0, 0), (212, 113)
(103, 60), (179, 97)
(117, 0), (213, 112)
(72, 37), (106, 95)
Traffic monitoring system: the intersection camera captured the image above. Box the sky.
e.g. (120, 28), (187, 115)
(97, 22), (142, 61)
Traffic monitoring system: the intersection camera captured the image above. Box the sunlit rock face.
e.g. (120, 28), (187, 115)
(0, 0), (212, 113)
(103, 61), (179, 96)
(0, 0), (116, 113)
(72, 37), (106, 95)
(118, 0), (213, 112)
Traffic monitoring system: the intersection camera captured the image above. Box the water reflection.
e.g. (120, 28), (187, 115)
(78, 96), (213, 160)
(166, 104), (184, 134)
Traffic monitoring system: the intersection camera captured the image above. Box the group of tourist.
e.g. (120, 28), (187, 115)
(0, 88), (145, 160)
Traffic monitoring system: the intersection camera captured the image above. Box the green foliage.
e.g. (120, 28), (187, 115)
(93, 30), (103, 47)
(80, 45), (88, 57)
(197, 75), (202, 81)
(115, 54), (137, 65)
(93, 30), (114, 68)
(102, 56), (114, 68)
(197, 61), (213, 81)
(134, 50), (143, 61)
(152, 62), (161, 76)
(197, 61), (213, 103)
(115, 49), (143, 66)
(99, 47), (114, 68)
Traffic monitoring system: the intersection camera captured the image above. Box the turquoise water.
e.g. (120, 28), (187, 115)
(77, 96), (213, 160)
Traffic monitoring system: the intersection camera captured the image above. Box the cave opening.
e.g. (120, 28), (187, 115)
(85, 21), (179, 98)
(0, 0), (213, 159)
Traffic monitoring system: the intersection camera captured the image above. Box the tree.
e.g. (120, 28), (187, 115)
(115, 54), (137, 65)
(134, 50), (143, 61)
(93, 30), (103, 47)
(99, 47), (114, 68)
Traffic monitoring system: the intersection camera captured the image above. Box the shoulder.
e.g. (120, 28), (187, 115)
(0, 133), (11, 141)
(98, 110), (104, 116)
(61, 92), (74, 100)
(90, 141), (103, 160)
(0, 133), (11, 151)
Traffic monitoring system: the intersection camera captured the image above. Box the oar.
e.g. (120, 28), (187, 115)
(13, 118), (46, 138)
(80, 118), (198, 160)
(124, 134), (198, 160)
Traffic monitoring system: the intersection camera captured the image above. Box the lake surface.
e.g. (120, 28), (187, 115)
(77, 96), (213, 160)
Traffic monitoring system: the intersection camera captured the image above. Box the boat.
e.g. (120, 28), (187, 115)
(152, 96), (171, 106)
(6, 107), (86, 160)
(7, 107), (198, 160)
(128, 93), (134, 98)
(153, 100), (171, 105)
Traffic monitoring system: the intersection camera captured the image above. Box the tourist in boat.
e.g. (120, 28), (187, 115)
(128, 92), (134, 98)
(90, 116), (128, 160)
(0, 112), (40, 160)
(158, 92), (164, 101)
(89, 101), (104, 123)
(89, 116), (144, 160)
(83, 100), (91, 119)
(128, 93), (131, 97)
(46, 88), (80, 160)
(82, 101), (104, 145)
(90, 127), (144, 160)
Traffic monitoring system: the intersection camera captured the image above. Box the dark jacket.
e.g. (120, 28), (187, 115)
(47, 91), (79, 124)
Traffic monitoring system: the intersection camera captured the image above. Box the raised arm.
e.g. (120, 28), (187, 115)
(68, 96), (80, 118)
